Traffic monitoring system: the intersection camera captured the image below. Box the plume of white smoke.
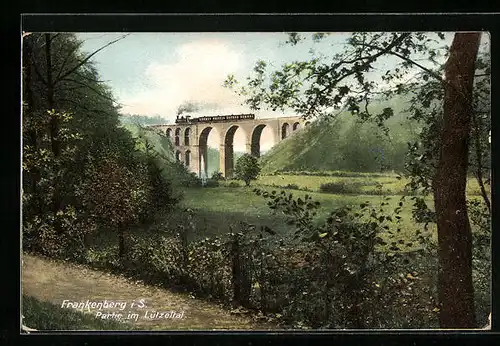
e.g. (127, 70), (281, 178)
(176, 101), (221, 116)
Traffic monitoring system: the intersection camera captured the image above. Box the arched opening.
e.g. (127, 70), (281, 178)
(305, 121), (311, 127)
(281, 123), (290, 140)
(185, 150), (191, 167)
(292, 122), (300, 131)
(224, 125), (244, 178)
(175, 150), (181, 162)
(184, 127), (191, 146)
(175, 128), (181, 146)
(199, 126), (220, 178)
(166, 128), (172, 138)
(251, 124), (266, 157)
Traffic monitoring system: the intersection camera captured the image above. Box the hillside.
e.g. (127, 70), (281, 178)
(120, 123), (198, 188)
(259, 99), (420, 174)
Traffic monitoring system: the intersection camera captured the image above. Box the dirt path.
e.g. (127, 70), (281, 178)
(22, 254), (276, 331)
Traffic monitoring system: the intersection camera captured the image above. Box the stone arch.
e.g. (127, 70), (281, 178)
(175, 150), (181, 162)
(292, 122), (300, 131)
(281, 123), (290, 139)
(305, 121), (311, 127)
(224, 125), (243, 178)
(184, 127), (191, 146)
(198, 126), (214, 176)
(175, 128), (181, 146)
(250, 124), (268, 158)
(166, 128), (172, 139)
(185, 150), (191, 167)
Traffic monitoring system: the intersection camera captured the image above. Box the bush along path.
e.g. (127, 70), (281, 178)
(21, 254), (276, 331)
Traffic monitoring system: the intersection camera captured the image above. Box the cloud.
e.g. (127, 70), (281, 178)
(118, 38), (251, 120)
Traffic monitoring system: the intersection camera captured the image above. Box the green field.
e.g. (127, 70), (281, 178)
(86, 171), (488, 255)
(181, 186), (431, 249)
(175, 172), (490, 251)
(219, 173), (488, 196)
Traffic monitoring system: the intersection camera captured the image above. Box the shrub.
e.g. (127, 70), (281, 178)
(204, 179), (220, 188)
(228, 181), (240, 188)
(234, 154), (261, 186)
(319, 182), (361, 194)
(251, 188), (438, 328)
(186, 236), (233, 300)
(267, 183), (305, 191)
(123, 232), (185, 286)
(468, 198), (492, 325)
(51, 194), (442, 329)
(211, 172), (225, 181)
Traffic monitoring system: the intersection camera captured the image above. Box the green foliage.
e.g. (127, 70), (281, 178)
(72, 186), (494, 328)
(467, 198), (491, 323)
(274, 170), (395, 178)
(124, 233), (186, 285)
(225, 32), (448, 120)
(280, 183), (301, 190)
(227, 33), (490, 326)
(251, 188), (438, 328)
(204, 179), (220, 188)
(78, 151), (149, 228)
(319, 182), (361, 194)
(22, 33), (180, 260)
(234, 154), (261, 186)
(123, 123), (198, 190)
(227, 181), (241, 188)
(211, 171), (224, 180)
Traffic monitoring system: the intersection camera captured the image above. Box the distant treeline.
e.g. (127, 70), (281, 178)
(120, 114), (170, 126)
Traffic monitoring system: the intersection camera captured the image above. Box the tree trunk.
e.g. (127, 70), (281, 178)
(433, 32), (481, 328)
(23, 35), (42, 215)
(231, 233), (251, 307)
(118, 230), (125, 258)
(45, 33), (60, 156)
(45, 33), (63, 235)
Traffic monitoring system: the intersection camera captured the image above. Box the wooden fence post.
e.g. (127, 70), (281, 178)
(231, 231), (251, 307)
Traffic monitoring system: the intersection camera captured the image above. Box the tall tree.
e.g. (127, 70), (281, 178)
(225, 32), (489, 328)
(433, 33), (481, 327)
(21, 33), (158, 257)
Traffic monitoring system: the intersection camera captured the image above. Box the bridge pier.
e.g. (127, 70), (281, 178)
(219, 144), (227, 178)
(190, 144), (200, 177)
(245, 142), (252, 156)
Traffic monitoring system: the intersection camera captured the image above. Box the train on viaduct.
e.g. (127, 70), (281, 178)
(149, 113), (309, 178)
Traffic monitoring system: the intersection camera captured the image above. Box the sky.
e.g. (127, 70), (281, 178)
(75, 32), (352, 150)
(75, 32), (351, 119)
(74, 32), (488, 150)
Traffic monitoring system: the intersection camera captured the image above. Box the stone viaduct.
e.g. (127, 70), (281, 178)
(149, 113), (309, 178)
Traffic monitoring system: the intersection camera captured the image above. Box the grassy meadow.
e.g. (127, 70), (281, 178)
(175, 172), (488, 248)
(86, 170), (489, 256)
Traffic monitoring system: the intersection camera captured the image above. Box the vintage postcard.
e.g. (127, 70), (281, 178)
(20, 18), (491, 332)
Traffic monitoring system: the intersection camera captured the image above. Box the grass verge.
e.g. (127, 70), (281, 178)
(22, 295), (134, 331)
